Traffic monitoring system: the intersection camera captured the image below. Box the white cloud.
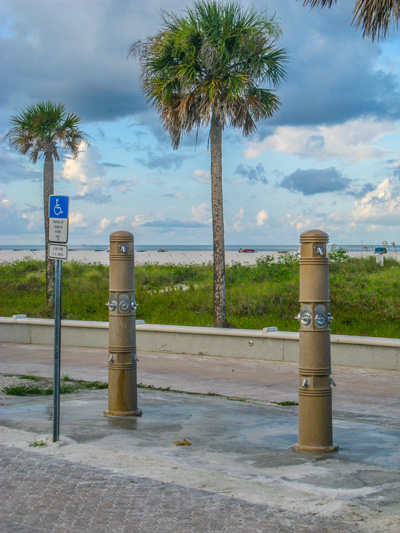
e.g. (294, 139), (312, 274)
(327, 211), (346, 222)
(98, 218), (111, 232)
(192, 169), (210, 183)
(0, 191), (12, 209)
(352, 178), (400, 225)
(367, 224), (380, 233)
(286, 214), (316, 235)
(69, 211), (87, 228)
(244, 119), (397, 164)
(21, 212), (37, 231)
(233, 207), (245, 232)
(111, 173), (139, 193)
(256, 210), (269, 226)
(191, 202), (211, 224)
(62, 144), (103, 184)
(61, 144), (110, 202)
(0, 190), (40, 234)
(131, 214), (155, 227)
(285, 213), (342, 236)
(115, 215), (127, 224)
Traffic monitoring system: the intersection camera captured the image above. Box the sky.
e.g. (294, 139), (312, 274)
(0, 0), (399, 247)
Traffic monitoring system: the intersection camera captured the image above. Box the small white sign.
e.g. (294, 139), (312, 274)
(49, 218), (68, 243)
(49, 243), (68, 260)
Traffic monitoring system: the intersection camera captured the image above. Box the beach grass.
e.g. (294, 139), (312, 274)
(0, 255), (399, 338)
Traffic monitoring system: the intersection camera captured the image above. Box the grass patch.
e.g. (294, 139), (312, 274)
(138, 383), (171, 392)
(138, 382), (222, 397)
(1, 383), (76, 395)
(2, 384), (45, 396)
(138, 383), (249, 401)
(271, 401), (298, 406)
(75, 380), (108, 390)
(2, 376), (108, 396)
(28, 440), (48, 447)
(0, 256), (399, 337)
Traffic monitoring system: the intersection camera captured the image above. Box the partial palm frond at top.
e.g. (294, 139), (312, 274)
(302, 0), (400, 41)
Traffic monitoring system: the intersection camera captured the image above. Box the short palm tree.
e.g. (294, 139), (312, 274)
(5, 101), (88, 307)
(301, 0), (400, 40)
(130, 0), (287, 327)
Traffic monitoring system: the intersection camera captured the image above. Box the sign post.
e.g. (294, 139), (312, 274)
(49, 195), (69, 442)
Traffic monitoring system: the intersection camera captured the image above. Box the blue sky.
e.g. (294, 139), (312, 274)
(0, 0), (399, 246)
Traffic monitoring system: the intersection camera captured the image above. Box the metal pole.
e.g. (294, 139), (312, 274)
(53, 258), (62, 442)
(104, 231), (141, 417)
(293, 229), (338, 453)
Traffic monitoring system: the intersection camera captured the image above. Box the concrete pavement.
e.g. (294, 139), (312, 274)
(1, 342), (399, 420)
(1, 343), (399, 532)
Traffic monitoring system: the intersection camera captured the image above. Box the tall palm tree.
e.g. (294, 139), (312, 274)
(301, 0), (400, 41)
(5, 101), (88, 308)
(130, 0), (287, 327)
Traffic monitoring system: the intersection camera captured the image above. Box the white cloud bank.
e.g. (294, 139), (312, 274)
(352, 177), (400, 226)
(191, 203), (211, 224)
(61, 144), (110, 203)
(244, 119), (398, 164)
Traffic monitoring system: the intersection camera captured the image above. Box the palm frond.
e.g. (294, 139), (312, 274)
(130, 1), (288, 147)
(353, 0), (400, 40)
(302, 0), (336, 6)
(5, 101), (87, 162)
(301, 0), (399, 41)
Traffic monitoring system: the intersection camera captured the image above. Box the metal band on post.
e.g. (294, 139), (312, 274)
(104, 230), (142, 417)
(293, 229), (338, 453)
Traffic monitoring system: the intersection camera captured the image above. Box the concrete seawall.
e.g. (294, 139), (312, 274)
(1, 316), (399, 371)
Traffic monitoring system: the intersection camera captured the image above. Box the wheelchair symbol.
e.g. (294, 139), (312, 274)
(54, 199), (63, 216)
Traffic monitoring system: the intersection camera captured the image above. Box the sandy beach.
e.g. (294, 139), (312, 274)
(0, 249), (397, 265)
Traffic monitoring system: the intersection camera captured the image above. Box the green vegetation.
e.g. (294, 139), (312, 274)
(0, 255), (399, 338)
(2, 375), (108, 396)
(28, 440), (48, 447)
(271, 401), (298, 406)
(138, 383), (223, 398)
(2, 384), (46, 396)
(2, 383), (74, 396)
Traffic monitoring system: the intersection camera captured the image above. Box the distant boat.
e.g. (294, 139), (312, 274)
(239, 248), (256, 253)
(158, 248), (166, 252)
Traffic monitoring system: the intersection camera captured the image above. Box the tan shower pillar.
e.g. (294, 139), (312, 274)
(293, 229), (337, 452)
(104, 230), (142, 417)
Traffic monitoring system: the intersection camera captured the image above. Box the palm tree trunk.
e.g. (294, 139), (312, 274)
(210, 113), (228, 328)
(43, 153), (55, 309)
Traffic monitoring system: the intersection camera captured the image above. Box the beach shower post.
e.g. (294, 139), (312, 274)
(104, 230), (142, 417)
(293, 229), (338, 452)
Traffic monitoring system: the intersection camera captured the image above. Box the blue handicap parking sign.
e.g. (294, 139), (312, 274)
(49, 195), (69, 219)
